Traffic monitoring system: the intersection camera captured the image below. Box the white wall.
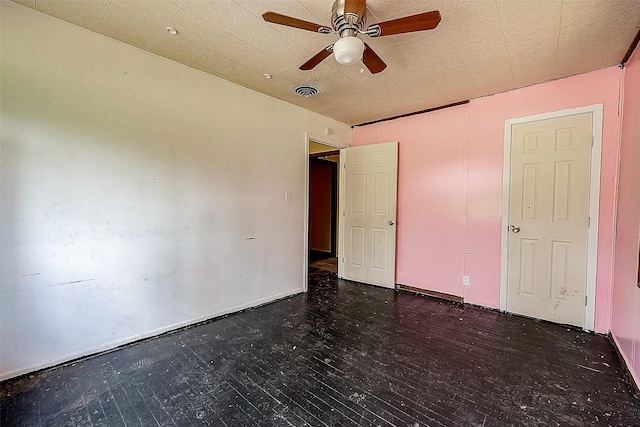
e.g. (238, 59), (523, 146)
(0, 2), (350, 380)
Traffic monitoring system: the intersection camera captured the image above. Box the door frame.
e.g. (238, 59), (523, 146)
(499, 104), (603, 331)
(303, 132), (348, 292)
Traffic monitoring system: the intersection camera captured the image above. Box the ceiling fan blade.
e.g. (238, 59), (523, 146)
(367, 10), (441, 37)
(344, 0), (366, 24)
(362, 43), (387, 74)
(300, 45), (334, 71)
(262, 11), (332, 33)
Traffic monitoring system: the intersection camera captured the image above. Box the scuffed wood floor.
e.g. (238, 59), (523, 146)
(309, 252), (338, 274)
(1, 268), (639, 426)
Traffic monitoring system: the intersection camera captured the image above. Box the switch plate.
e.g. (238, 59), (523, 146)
(463, 276), (470, 286)
(285, 191), (293, 203)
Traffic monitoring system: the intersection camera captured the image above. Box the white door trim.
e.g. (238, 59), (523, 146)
(500, 104), (603, 331)
(304, 132), (348, 293)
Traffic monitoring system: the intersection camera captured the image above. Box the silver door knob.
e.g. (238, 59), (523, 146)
(510, 225), (520, 233)
(388, 220), (395, 226)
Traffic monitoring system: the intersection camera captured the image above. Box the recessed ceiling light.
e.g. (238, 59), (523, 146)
(166, 27), (178, 35)
(263, 74), (272, 79)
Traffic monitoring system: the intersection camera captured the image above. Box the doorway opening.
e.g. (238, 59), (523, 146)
(308, 142), (340, 276)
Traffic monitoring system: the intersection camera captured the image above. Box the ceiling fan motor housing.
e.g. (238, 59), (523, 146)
(331, 0), (366, 37)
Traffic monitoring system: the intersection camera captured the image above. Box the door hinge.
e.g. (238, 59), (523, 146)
(591, 136), (594, 148)
(343, 210), (345, 216)
(585, 295), (588, 306)
(588, 217), (591, 227)
(343, 162), (346, 169)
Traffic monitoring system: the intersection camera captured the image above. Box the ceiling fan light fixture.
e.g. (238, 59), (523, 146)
(333, 36), (364, 65)
(262, 1), (441, 73)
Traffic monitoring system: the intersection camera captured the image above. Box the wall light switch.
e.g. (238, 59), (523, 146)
(285, 191), (293, 203)
(463, 276), (470, 286)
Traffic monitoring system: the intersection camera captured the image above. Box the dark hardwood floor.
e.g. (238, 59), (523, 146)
(309, 251), (338, 274)
(1, 268), (639, 426)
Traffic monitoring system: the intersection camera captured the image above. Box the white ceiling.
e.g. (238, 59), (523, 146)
(12, 0), (640, 125)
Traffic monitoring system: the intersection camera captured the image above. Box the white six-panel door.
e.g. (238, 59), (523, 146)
(507, 113), (592, 327)
(340, 142), (398, 289)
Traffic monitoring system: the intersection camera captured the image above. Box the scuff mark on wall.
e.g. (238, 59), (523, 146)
(53, 279), (95, 286)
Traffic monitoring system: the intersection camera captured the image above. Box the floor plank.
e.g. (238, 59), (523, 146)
(309, 252), (338, 274)
(1, 268), (638, 426)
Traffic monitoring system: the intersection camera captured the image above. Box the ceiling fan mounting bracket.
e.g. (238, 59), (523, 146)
(362, 25), (381, 37)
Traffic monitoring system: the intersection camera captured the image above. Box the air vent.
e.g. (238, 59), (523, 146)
(294, 84), (321, 98)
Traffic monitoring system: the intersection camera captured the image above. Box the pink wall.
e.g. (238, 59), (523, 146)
(611, 43), (640, 386)
(353, 66), (623, 333)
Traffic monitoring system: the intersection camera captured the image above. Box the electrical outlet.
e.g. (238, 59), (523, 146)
(463, 276), (470, 286)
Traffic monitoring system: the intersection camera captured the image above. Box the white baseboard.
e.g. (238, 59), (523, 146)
(0, 288), (302, 382)
(610, 331), (640, 393)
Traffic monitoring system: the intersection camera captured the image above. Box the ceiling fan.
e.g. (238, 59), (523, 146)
(262, 0), (441, 74)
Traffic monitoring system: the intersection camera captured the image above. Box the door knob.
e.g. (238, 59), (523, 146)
(388, 220), (395, 226)
(510, 225), (520, 233)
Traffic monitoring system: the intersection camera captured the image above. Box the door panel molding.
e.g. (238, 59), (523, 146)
(500, 104), (603, 331)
